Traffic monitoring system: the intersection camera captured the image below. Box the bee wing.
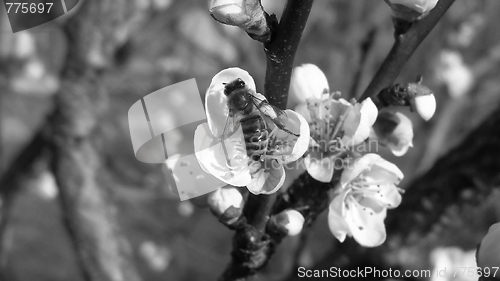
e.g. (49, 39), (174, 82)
(220, 109), (240, 140)
(249, 92), (288, 122)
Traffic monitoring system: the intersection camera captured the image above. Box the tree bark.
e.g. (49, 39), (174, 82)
(48, 1), (143, 280)
(0, 0), (144, 280)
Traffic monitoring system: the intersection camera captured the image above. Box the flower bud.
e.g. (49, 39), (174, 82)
(477, 222), (500, 274)
(207, 187), (244, 220)
(209, 0), (247, 25)
(271, 210), (305, 237)
(385, 0), (438, 29)
(371, 111), (413, 156)
(387, 0), (438, 14)
(409, 89), (436, 121)
(288, 64), (329, 109)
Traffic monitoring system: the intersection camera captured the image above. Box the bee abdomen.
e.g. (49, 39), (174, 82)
(240, 115), (268, 161)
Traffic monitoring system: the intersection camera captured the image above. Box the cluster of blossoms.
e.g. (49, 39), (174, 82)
(289, 64), (415, 247)
(196, 48), (437, 245)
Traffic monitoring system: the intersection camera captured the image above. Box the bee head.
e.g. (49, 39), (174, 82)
(223, 78), (246, 96)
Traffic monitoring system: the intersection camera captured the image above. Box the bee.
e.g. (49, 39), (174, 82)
(221, 78), (299, 162)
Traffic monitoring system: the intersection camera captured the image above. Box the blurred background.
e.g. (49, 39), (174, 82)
(1, 0), (500, 280)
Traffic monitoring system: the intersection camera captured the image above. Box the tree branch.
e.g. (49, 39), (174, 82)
(264, 0), (314, 110)
(219, 1), (314, 280)
(358, 0), (456, 104)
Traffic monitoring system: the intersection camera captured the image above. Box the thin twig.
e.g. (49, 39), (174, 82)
(349, 28), (377, 98)
(358, 0), (456, 104)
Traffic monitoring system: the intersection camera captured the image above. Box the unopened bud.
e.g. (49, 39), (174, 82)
(371, 111), (413, 157)
(207, 187), (243, 220)
(387, 0), (438, 14)
(288, 64), (329, 109)
(477, 222), (500, 278)
(271, 210), (305, 237)
(385, 0), (438, 33)
(209, 0), (247, 25)
(410, 91), (436, 121)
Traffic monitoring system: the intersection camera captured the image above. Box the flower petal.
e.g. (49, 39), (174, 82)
(305, 152), (335, 183)
(340, 153), (381, 187)
(246, 160), (285, 195)
(340, 102), (359, 139)
(288, 64), (329, 108)
(328, 190), (351, 243)
(359, 183), (402, 209)
(194, 123), (251, 186)
(264, 110), (310, 164)
(372, 111), (413, 157)
(346, 98), (378, 146)
(205, 88), (229, 138)
(344, 195), (387, 247)
(205, 68), (256, 137)
(285, 110), (310, 163)
(477, 222), (500, 269)
(294, 103), (311, 123)
(388, 0), (435, 13)
(369, 158), (404, 182)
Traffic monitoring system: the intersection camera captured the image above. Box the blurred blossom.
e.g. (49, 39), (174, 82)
(0, 32), (36, 59)
(152, 0), (172, 10)
(272, 210), (305, 236)
(11, 59), (60, 96)
(25, 58), (45, 79)
(328, 154), (403, 247)
(179, 8), (238, 64)
(32, 171), (58, 200)
(207, 187), (244, 217)
(177, 201), (195, 217)
(139, 241), (172, 272)
(13, 32), (37, 59)
(477, 222), (500, 272)
(430, 247), (477, 281)
(288, 64), (330, 109)
(449, 14), (485, 48)
(195, 68), (309, 194)
(371, 111), (413, 156)
(435, 50), (474, 99)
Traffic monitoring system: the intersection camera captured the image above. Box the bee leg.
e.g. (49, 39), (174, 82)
(220, 113), (234, 167)
(220, 137), (232, 167)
